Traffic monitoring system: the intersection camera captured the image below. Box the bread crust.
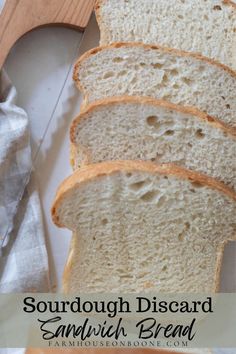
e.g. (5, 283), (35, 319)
(95, 0), (236, 13)
(95, 0), (236, 7)
(222, 0), (236, 9)
(70, 96), (236, 145)
(51, 161), (236, 228)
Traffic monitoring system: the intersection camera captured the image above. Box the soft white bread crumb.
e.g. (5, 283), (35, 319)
(70, 96), (236, 192)
(95, 0), (236, 70)
(52, 161), (236, 293)
(74, 43), (236, 129)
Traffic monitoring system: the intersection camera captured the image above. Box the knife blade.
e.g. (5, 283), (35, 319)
(0, 25), (88, 249)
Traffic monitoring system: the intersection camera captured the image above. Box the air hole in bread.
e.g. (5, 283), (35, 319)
(178, 232), (184, 242)
(162, 73), (169, 83)
(118, 70), (127, 76)
(226, 104), (231, 109)
(151, 62), (163, 69)
(165, 129), (174, 136)
(213, 5), (222, 10)
(188, 143), (193, 148)
(195, 129), (205, 139)
(129, 180), (147, 191)
(103, 71), (114, 79)
(182, 77), (192, 85)
(191, 181), (204, 188)
(170, 69), (179, 76)
(126, 172), (132, 178)
(198, 66), (205, 72)
(140, 190), (159, 202)
(162, 265), (167, 271)
(173, 83), (179, 89)
(146, 115), (160, 128)
(178, 222), (190, 241)
(140, 62), (146, 67)
(130, 77), (137, 85)
(206, 115), (214, 122)
(190, 189), (196, 193)
(162, 94), (172, 101)
(112, 57), (124, 63)
(200, 262), (207, 269)
(101, 218), (108, 225)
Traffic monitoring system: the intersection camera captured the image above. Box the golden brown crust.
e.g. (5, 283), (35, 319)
(70, 143), (77, 167)
(51, 161), (236, 228)
(94, 0), (106, 41)
(96, 0), (236, 9)
(95, 0), (236, 11)
(70, 96), (236, 144)
(223, 0), (236, 9)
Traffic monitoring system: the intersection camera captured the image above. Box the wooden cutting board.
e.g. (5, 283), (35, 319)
(0, 0), (95, 68)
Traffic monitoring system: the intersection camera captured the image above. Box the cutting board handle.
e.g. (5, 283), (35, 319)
(0, 0), (95, 69)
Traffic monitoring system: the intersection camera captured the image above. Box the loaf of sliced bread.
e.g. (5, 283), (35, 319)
(70, 96), (236, 192)
(52, 161), (236, 293)
(95, 0), (236, 70)
(74, 43), (236, 129)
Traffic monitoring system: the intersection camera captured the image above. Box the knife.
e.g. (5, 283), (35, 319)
(0, 0), (94, 247)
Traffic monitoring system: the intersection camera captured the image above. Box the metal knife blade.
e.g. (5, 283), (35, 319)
(0, 26), (88, 249)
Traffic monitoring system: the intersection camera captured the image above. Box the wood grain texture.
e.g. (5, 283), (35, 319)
(0, 0), (95, 68)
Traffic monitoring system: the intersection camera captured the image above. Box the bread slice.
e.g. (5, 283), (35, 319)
(70, 96), (236, 192)
(95, 0), (236, 70)
(51, 161), (236, 293)
(73, 43), (236, 129)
